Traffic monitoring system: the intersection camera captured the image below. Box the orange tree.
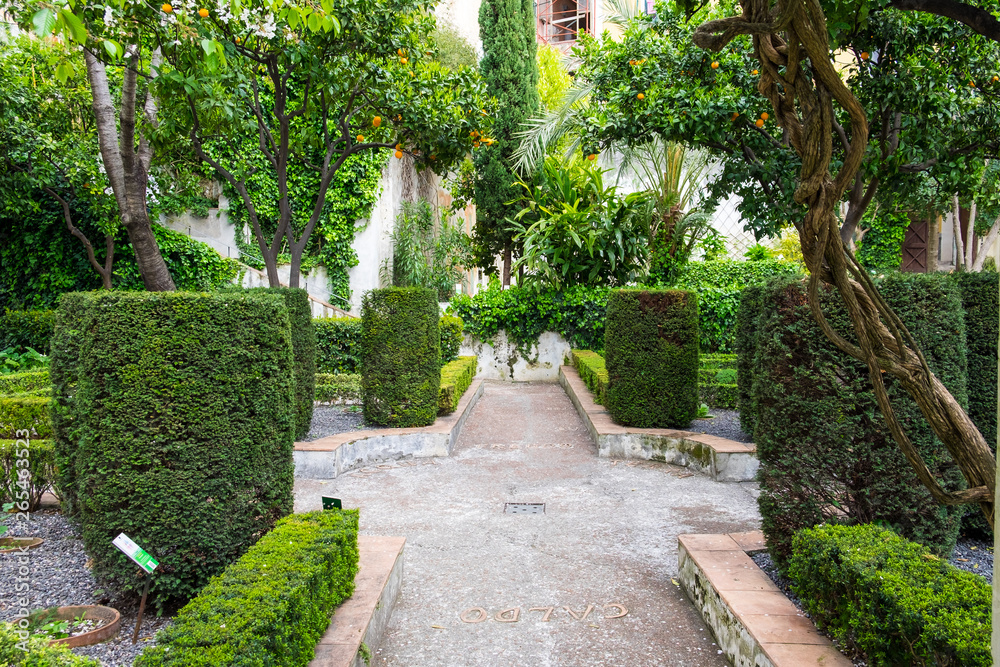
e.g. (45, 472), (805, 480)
(572, 0), (1000, 525)
(151, 0), (488, 288)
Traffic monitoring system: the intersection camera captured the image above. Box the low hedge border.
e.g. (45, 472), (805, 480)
(789, 523), (989, 667)
(0, 622), (100, 666)
(439, 356), (477, 415)
(136, 509), (360, 667)
(0, 370), (50, 395)
(0, 439), (56, 511)
(700, 353), (737, 370)
(0, 396), (52, 439)
(440, 315), (464, 366)
(570, 350), (608, 405)
(315, 374), (361, 405)
(699, 383), (738, 409)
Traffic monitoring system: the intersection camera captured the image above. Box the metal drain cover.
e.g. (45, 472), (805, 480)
(505, 503), (545, 515)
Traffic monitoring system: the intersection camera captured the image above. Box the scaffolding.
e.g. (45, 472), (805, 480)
(535, 0), (592, 48)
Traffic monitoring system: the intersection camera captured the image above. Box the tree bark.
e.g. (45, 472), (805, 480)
(84, 49), (175, 292)
(502, 242), (512, 287)
(47, 187), (114, 289)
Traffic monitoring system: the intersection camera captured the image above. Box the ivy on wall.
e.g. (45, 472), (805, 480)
(857, 204), (911, 272)
(223, 142), (386, 305)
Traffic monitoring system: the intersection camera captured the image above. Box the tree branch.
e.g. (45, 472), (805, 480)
(889, 0), (1000, 42)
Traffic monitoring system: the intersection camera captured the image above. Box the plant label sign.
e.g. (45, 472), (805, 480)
(113, 533), (159, 574)
(322, 497), (342, 510)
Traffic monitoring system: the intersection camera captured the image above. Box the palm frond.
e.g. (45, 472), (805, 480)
(513, 81), (594, 176)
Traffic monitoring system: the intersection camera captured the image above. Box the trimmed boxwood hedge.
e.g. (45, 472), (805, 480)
(0, 369), (49, 395)
(789, 523), (990, 667)
(52, 291), (296, 605)
(570, 349), (608, 405)
(439, 356), (477, 414)
(735, 283), (766, 439)
(0, 396), (51, 439)
(314, 317), (362, 374)
(314, 373), (361, 404)
(745, 274), (967, 569)
(0, 439), (56, 511)
(604, 289), (699, 428)
(440, 315), (464, 365)
(362, 288), (440, 428)
(0, 308), (55, 353)
(0, 622), (100, 666)
(135, 509), (359, 667)
(245, 288), (315, 440)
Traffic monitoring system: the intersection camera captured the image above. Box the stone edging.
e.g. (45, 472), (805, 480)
(294, 379), (485, 479)
(310, 535), (405, 667)
(558, 365), (758, 482)
(677, 532), (851, 667)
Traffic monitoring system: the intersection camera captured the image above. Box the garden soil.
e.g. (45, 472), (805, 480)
(294, 381), (762, 667)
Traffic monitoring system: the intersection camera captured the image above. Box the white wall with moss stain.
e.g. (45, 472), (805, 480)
(461, 330), (571, 381)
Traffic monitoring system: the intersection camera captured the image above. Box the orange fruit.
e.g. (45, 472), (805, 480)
(372, 116), (382, 128)
(730, 112), (739, 121)
(198, 7), (208, 17)
(400, 57), (408, 64)
(971, 81), (976, 87)
(397, 115), (402, 121)
(994, 76), (999, 82)
(161, 3), (172, 12)
(752, 69), (758, 75)
(395, 150), (403, 159)
(588, 154), (597, 161)
(398, 48), (404, 57)
(711, 61), (719, 69)
(637, 92), (644, 100)
(395, 143), (402, 150)
(761, 112), (769, 120)
(755, 118), (764, 128)
(860, 52), (869, 60)
(357, 135), (364, 142)
(474, 141), (480, 147)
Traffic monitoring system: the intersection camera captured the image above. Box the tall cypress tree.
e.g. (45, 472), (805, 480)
(474, 0), (539, 285)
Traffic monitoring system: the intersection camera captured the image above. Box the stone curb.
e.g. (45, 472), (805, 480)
(677, 531), (852, 667)
(310, 535), (406, 667)
(294, 379), (485, 478)
(558, 366), (758, 482)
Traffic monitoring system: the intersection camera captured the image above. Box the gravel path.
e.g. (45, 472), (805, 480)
(691, 408), (752, 443)
(303, 404), (368, 441)
(0, 510), (170, 666)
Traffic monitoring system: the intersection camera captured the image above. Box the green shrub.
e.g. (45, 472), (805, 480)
(362, 288), (441, 427)
(0, 309), (55, 353)
(699, 383), (738, 409)
(439, 356), (477, 414)
(314, 374), (361, 404)
(747, 274), (966, 569)
(52, 291), (296, 605)
(245, 288), (316, 440)
(0, 439), (56, 511)
(136, 510), (359, 667)
(314, 317), (362, 374)
(951, 273), (997, 538)
(604, 289), (699, 428)
(0, 622), (100, 666)
(0, 396), (51, 439)
(789, 524), (990, 667)
(700, 353), (737, 370)
(670, 259), (798, 353)
(449, 283), (611, 356)
(570, 349), (608, 405)
(0, 370), (49, 395)
(440, 315), (464, 365)
(735, 284), (766, 439)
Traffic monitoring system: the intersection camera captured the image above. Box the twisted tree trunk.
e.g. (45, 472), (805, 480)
(694, 0), (995, 526)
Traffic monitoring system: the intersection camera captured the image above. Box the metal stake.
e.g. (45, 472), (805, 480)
(132, 574), (151, 645)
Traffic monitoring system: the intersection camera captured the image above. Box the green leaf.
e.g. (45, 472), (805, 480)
(32, 9), (55, 37)
(307, 12), (321, 32)
(103, 40), (121, 58)
(58, 9), (87, 43)
(201, 39), (216, 56)
(54, 61), (73, 84)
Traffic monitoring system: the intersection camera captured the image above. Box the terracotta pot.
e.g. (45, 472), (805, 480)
(46, 605), (121, 648)
(0, 537), (43, 552)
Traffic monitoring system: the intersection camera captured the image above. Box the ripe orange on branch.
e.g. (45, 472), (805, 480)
(161, 3), (172, 12)
(755, 119), (764, 128)
(198, 7), (209, 17)
(711, 61), (719, 69)
(372, 116), (382, 128)
(761, 112), (769, 121)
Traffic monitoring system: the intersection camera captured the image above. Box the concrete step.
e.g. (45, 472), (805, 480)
(559, 365), (758, 482)
(310, 535), (406, 667)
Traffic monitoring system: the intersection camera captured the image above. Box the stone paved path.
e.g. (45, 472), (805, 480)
(295, 381), (761, 666)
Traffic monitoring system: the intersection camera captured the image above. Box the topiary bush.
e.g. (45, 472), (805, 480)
(0, 438), (56, 511)
(789, 523), (990, 667)
(313, 317), (362, 374)
(440, 315), (464, 365)
(135, 509), (359, 667)
(438, 356), (477, 414)
(51, 291), (296, 605)
(570, 349), (608, 405)
(362, 288), (441, 428)
(604, 289), (699, 428)
(0, 309), (55, 353)
(746, 274), (967, 569)
(245, 288), (315, 440)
